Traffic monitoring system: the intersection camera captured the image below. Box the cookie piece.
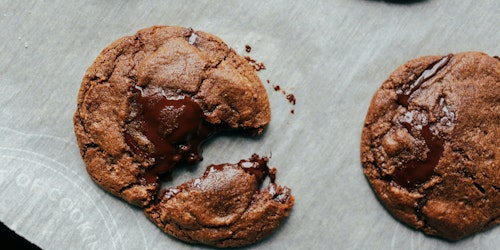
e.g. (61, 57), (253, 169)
(361, 52), (500, 240)
(73, 26), (271, 207)
(144, 154), (294, 248)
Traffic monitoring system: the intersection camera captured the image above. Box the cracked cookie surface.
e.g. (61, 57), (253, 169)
(361, 52), (500, 240)
(73, 26), (271, 207)
(144, 154), (294, 248)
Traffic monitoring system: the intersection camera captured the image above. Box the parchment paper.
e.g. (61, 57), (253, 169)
(1, 0), (499, 249)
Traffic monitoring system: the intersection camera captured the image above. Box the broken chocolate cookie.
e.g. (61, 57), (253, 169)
(73, 26), (271, 207)
(144, 154), (294, 248)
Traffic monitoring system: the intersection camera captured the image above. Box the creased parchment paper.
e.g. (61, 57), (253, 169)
(1, 0), (498, 249)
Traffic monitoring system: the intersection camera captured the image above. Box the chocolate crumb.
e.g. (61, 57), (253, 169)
(245, 44), (252, 53)
(244, 56), (255, 63)
(286, 94), (296, 105)
(244, 56), (266, 71)
(266, 80), (297, 114)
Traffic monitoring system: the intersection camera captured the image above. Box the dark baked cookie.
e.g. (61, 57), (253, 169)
(144, 154), (294, 248)
(73, 26), (271, 207)
(361, 52), (499, 240)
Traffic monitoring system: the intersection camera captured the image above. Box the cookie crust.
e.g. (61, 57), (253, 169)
(361, 52), (500, 240)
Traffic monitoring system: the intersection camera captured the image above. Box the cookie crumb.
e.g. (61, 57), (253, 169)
(267, 80), (296, 114)
(286, 94), (296, 105)
(244, 56), (266, 71)
(245, 44), (251, 53)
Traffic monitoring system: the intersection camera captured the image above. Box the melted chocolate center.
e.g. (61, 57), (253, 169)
(125, 86), (218, 183)
(393, 55), (451, 189)
(393, 123), (445, 188)
(396, 54), (452, 107)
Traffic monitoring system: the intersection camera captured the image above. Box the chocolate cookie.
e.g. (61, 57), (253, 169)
(361, 52), (499, 240)
(145, 154), (294, 248)
(73, 26), (271, 207)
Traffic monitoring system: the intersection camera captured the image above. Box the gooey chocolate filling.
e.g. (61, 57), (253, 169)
(393, 123), (445, 188)
(396, 54), (452, 107)
(393, 54), (452, 189)
(125, 86), (220, 184)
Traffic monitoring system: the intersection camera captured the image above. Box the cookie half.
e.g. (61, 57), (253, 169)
(73, 26), (271, 207)
(361, 52), (500, 240)
(144, 154), (294, 248)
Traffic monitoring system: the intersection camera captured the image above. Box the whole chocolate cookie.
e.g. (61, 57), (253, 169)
(73, 26), (271, 207)
(145, 154), (294, 248)
(361, 52), (499, 240)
